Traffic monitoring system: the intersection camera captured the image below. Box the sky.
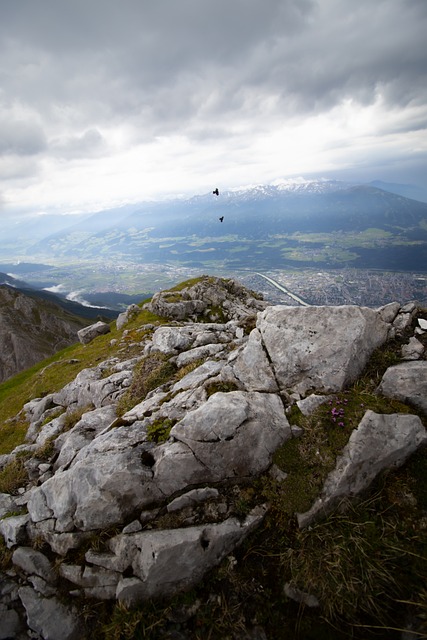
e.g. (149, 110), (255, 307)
(1, 0), (426, 217)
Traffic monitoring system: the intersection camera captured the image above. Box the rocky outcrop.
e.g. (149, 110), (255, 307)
(144, 275), (268, 322)
(0, 285), (89, 382)
(0, 277), (425, 639)
(77, 320), (110, 344)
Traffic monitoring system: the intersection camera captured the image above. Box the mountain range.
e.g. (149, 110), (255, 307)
(2, 179), (427, 272)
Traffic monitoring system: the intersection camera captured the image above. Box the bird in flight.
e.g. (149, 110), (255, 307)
(219, 216), (224, 222)
(213, 188), (219, 196)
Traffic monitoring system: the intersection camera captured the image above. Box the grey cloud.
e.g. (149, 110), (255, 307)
(0, 118), (47, 156)
(2, 0), (426, 132)
(50, 128), (107, 158)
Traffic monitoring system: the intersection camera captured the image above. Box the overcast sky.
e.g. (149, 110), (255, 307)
(1, 0), (426, 216)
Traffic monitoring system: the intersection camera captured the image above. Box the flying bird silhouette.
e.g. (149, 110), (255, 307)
(219, 216), (224, 222)
(213, 188), (219, 196)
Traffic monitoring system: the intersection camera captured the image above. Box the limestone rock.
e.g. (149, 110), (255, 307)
(151, 325), (196, 354)
(168, 391), (291, 483)
(257, 305), (391, 395)
(110, 506), (267, 604)
(176, 342), (225, 367)
(27, 390), (289, 534)
(225, 328), (278, 392)
(0, 493), (17, 519)
(77, 321), (110, 345)
(167, 487), (219, 512)
(393, 312), (413, 334)
(59, 564), (121, 599)
(27, 438), (157, 532)
(52, 363), (132, 408)
(0, 514), (29, 548)
(54, 405), (117, 471)
(401, 336), (424, 360)
(18, 586), (83, 640)
(24, 394), (56, 425)
(296, 394), (329, 416)
(171, 359), (223, 392)
(376, 301), (400, 323)
(298, 411), (427, 528)
(13, 547), (57, 584)
(116, 304), (139, 330)
(377, 361), (427, 415)
(145, 276), (267, 322)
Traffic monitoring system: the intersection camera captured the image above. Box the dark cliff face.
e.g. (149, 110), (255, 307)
(0, 285), (89, 382)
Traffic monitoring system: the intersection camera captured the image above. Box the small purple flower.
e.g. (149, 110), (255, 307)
(338, 421), (345, 427)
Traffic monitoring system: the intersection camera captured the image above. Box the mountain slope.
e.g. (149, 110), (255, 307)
(24, 181), (427, 270)
(0, 272), (118, 320)
(0, 285), (90, 383)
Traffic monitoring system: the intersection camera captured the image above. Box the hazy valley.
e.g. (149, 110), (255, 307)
(2, 179), (427, 311)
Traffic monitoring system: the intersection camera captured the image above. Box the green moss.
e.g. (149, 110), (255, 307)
(146, 418), (176, 443)
(205, 381), (240, 397)
(40, 407), (65, 426)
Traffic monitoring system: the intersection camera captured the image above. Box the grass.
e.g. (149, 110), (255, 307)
(116, 353), (178, 415)
(0, 456), (29, 494)
(167, 276), (207, 292)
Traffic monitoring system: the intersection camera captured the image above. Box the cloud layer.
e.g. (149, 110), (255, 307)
(1, 0), (426, 214)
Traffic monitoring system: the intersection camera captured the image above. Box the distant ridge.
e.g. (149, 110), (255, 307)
(0, 272), (118, 320)
(0, 284), (91, 382)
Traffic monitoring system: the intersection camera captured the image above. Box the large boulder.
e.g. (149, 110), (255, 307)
(297, 411), (427, 528)
(77, 321), (110, 345)
(257, 305), (392, 395)
(109, 506), (266, 603)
